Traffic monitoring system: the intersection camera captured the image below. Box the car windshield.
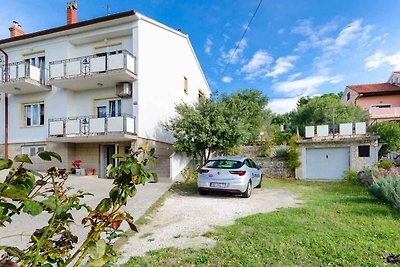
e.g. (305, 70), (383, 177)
(205, 160), (243, 169)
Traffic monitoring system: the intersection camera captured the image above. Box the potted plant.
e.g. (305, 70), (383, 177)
(71, 160), (82, 175)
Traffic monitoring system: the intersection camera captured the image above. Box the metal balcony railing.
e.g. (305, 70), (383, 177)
(49, 50), (136, 80)
(369, 107), (400, 118)
(0, 61), (48, 84)
(48, 113), (136, 138)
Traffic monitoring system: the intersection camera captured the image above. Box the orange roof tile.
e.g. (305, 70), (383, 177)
(347, 83), (400, 94)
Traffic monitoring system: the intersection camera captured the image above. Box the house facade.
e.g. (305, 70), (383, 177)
(0, 3), (210, 179)
(342, 71), (400, 124)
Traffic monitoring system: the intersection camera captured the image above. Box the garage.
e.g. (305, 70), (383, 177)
(305, 147), (350, 180)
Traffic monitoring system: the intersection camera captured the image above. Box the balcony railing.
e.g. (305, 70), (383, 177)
(48, 113), (136, 140)
(369, 107), (400, 118)
(49, 50), (136, 80)
(1, 61), (47, 84)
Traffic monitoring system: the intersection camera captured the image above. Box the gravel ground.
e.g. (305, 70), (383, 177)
(119, 187), (301, 263)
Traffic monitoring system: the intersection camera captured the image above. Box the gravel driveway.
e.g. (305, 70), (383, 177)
(119, 186), (300, 262)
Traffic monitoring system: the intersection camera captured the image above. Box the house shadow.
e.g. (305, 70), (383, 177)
(338, 196), (400, 219)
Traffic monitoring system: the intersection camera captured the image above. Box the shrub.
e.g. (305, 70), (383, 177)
(287, 137), (301, 174)
(356, 169), (373, 186)
(375, 161), (396, 170)
(367, 178), (400, 211)
(181, 164), (198, 183)
(274, 145), (289, 159)
(343, 170), (357, 183)
(258, 141), (273, 158)
(372, 166), (400, 182)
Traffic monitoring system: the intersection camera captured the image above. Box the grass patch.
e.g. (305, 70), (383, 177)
(124, 179), (400, 266)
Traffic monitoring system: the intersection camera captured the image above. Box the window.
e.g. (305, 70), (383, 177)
(358, 145), (370, 157)
(24, 102), (44, 126)
(109, 99), (122, 117)
(184, 76), (188, 94)
(204, 160), (243, 169)
(95, 98), (122, 117)
(24, 52), (46, 84)
(346, 92), (351, 101)
(371, 104), (391, 109)
(21, 145), (46, 156)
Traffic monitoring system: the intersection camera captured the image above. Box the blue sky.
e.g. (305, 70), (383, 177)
(1, 0), (400, 114)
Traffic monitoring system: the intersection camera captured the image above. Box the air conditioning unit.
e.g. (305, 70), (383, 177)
(116, 82), (132, 98)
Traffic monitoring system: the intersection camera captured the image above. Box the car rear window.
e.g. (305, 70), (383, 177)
(205, 160), (243, 169)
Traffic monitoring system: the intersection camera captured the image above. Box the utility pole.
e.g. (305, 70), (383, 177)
(103, 1), (111, 16)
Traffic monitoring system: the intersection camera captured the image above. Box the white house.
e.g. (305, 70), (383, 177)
(0, 2), (211, 179)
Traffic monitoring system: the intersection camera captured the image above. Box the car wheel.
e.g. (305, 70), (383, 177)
(242, 181), (252, 198)
(255, 175), (262, 188)
(198, 188), (209, 195)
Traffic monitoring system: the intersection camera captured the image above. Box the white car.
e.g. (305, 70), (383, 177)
(197, 156), (262, 198)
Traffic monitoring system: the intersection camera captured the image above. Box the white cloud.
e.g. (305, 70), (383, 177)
(221, 38), (248, 64)
(274, 75), (343, 96)
(268, 97), (300, 114)
(240, 50), (273, 80)
(288, 72), (302, 81)
(266, 56), (298, 78)
(365, 51), (400, 71)
(332, 19), (372, 49)
(204, 37), (213, 55)
(277, 28), (285, 34)
(222, 76), (233, 83)
(371, 33), (388, 44)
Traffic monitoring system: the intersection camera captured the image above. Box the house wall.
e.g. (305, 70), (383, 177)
(136, 18), (210, 143)
(0, 93), (4, 145)
(296, 139), (379, 180)
(342, 87), (359, 104)
(355, 94), (400, 109)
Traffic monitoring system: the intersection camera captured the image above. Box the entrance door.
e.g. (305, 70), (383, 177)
(101, 144), (118, 178)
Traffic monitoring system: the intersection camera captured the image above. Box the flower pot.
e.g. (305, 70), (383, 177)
(85, 168), (95, 176)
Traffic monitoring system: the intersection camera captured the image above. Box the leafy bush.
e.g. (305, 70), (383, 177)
(181, 164), (198, 183)
(372, 166), (400, 181)
(367, 178), (400, 210)
(273, 145), (289, 159)
(257, 141), (273, 158)
(356, 169), (373, 186)
(343, 170), (357, 183)
(375, 161), (396, 170)
(287, 137), (301, 174)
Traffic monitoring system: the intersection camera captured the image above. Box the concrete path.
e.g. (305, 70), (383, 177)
(0, 170), (172, 250)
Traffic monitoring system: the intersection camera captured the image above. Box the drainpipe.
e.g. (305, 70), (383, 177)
(0, 48), (8, 159)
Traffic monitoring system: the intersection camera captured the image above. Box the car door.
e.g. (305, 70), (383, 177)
(244, 159), (255, 186)
(249, 159), (261, 186)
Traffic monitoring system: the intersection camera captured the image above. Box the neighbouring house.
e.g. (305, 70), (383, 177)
(0, 2), (210, 179)
(296, 122), (379, 180)
(342, 71), (400, 125)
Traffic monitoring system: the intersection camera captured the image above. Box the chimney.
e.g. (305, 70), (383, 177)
(9, 21), (24, 38)
(67, 1), (78, 25)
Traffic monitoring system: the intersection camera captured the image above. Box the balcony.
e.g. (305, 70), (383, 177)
(369, 107), (400, 119)
(0, 61), (50, 95)
(49, 50), (137, 91)
(48, 114), (136, 143)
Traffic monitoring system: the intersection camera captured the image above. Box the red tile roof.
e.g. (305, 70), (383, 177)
(347, 83), (400, 94)
(0, 10), (136, 45)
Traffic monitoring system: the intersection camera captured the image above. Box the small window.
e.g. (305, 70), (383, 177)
(346, 92), (350, 101)
(21, 145), (46, 156)
(24, 102), (44, 127)
(358, 145), (370, 157)
(184, 76), (188, 94)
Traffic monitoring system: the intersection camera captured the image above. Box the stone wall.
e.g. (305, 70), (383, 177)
(239, 146), (292, 178)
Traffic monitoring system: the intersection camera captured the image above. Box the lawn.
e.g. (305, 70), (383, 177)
(124, 179), (400, 266)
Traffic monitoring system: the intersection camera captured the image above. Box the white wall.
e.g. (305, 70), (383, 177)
(136, 17), (210, 143)
(0, 93), (4, 144)
(170, 152), (191, 181)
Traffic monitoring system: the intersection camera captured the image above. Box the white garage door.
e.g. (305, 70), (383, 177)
(305, 147), (350, 180)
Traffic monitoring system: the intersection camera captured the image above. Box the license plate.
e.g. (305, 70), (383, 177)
(210, 182), (226, 188)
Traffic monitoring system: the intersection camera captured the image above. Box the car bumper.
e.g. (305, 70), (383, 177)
(197, 176), (248, 193)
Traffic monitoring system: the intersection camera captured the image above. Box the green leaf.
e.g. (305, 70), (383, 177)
(88, 239), (107, 260)
(0, 201), (18, 213)
(130, 163), (141, 176)
(151, 172), (159, 183)
(147, 147), (156, 157)
(37, 151), (62, 162)
(1, 186), (27, 200)
(112, 153), (123, 159)
(0, 159), (12, 170)
(14, 154), (32, 164)
(42, 196), (57, 210)
(95, 198), (112, 212)
(23, 200), (43, 216)
(109, 186), (119, 203)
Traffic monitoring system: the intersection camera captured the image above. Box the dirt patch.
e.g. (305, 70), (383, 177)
(119, 188), (301, 262)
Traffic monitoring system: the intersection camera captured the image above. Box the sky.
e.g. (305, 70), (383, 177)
(1, 0), (400, 114)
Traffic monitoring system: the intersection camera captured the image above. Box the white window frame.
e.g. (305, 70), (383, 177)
(370, 104), (391, 109)
(21, 145), (46, 156)
(24, 102), (45, 127)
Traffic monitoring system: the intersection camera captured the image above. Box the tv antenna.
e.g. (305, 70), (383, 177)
(103, 1), (111, 16)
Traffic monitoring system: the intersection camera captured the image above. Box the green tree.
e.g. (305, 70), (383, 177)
(165, 98), (242, 165)
(289, 93), (369, 135)
(369, 121), (400, 156)
(219, 89), (269, 144)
